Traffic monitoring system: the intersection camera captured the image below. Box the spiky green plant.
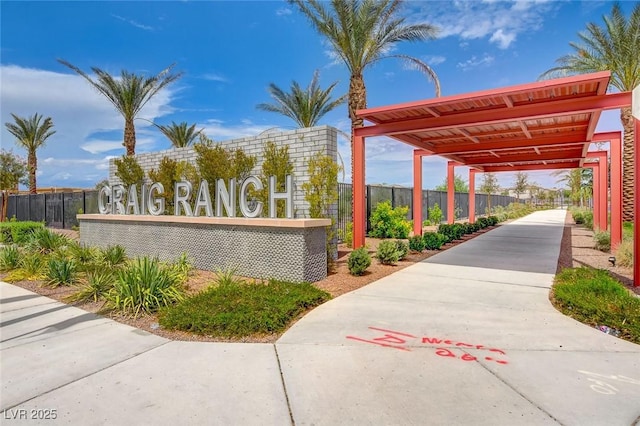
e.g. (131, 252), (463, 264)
(45, 257), (77, 287)
(106, 256), (185, 317)
(101, 245), (127, 267)
(27, 228), (71, 254)
(19, 252), (46, 278)
(0, 245), (20, 271)
(65, 271), (115, 304)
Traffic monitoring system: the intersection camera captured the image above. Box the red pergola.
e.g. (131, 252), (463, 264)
(352, 71), (639, 286)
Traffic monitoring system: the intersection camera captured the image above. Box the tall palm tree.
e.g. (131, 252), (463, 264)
(5, 113), (56, 194)
(257, 70), (346, 127)
(540, 3), (640, 221)
(58, 59), (183, 156)
(290, 0), (441, 187)
(155, 121), (202, 148)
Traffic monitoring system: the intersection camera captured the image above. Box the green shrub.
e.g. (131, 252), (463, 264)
(423, 232), (447, 250)
(101, 245), (127, 266)
(462, 222), (475, 235)
(476, 217), (489, 229)
(348, 247), (371, 276)
(376, 240), (400, 265)
(408, 235), (426, 252)
(0, 245), (20, 271)
(428, 203), (443, 225)
(45, 258), (77, 287)
(158, 278), (331, 337)
(0, 221), (44, 244)
(583, 211), (594, 230)
(65, 271), (115, 303)
(422, 219), (432, 227)
(614, 239), (633, 268)
(19, 252), (46, 279)
(68, 242), (99, 267)
(395, 240), (409, 260)
(573, 211), (584, 224)
(487, 216), (499, 226)
(27, 228), (71, 254)
(369, 201), (411, 239)
(593, 230), (611, 252)
(553, 267), (640, 344)
(106, 256), (185, 317)
(344, 222), (353, 248)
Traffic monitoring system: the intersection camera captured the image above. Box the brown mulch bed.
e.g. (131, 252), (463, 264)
(3, 213), (637, 343)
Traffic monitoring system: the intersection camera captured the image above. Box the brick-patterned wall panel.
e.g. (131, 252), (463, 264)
(109, 126), (338, 221)
(80, 219), (328, 282)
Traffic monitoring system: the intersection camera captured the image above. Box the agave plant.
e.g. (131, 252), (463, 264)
(0, 245), (20, 271)
(106, 256), (185, 317)
(65, 271), (115, 303)
(45, 257), (77, 287)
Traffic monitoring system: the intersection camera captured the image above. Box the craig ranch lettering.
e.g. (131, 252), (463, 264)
(98, 175), (293, 219)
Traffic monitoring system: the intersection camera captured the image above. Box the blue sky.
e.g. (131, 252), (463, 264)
(0, 0), (631, 191)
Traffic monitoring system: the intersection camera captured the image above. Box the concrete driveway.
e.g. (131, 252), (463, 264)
(1, 209), (639, 425)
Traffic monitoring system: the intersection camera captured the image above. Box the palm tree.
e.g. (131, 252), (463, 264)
(257, 70), (346, 128)
(290, 0), (441, 186)
(155, 121), (202, 148)
(4, 113), (56, 194)
(58, 59), (183, 156)
(540, 3), (640, 221)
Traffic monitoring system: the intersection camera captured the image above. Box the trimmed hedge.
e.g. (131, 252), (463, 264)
(0, 221), (45, 244)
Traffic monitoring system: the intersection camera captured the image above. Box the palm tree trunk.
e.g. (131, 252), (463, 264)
(124, 117), (137, 156)
(621, 106), (634, 222)
(28, 152), (37, 194)
(349, 73), (367, 227)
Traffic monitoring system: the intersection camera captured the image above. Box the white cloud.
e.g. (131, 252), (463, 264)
(202, 72), (229, 83)
(1, 65), (177, 188)
(200, 119), (278, 141)
(489, 29), (516, 49)
(424, 55), (446, 66)
(457, 54), (495, 71)
(414, 0), (558, 49)
(111, 14), (153, 31)
(276, 7), (292, 16)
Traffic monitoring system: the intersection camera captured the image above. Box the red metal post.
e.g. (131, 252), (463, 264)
(599, 152), (608, 232)
(353, 134), (366, 249)
(413, 150), (423, 237)
(469, 169), (476, 223)
(634, 115), (640, 287)
(447, 161), (455, 224)
(591, 163), (600, 231)
(609, 134), (622, 249)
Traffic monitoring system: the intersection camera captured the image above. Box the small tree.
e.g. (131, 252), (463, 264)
(114, 155), (145, 187)
(479, 173), (500, 214)
(0, 150), (28, 222)
(513, 172), (528, 200)
(434, 174), (468, 192)
(259, 141), (293, 217)
(148, 157), (180, 214)
(302, 151), (341, 270)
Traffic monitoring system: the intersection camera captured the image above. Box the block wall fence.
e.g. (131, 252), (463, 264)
(108, 126), (339, 221)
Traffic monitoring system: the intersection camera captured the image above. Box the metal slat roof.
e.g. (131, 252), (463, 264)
(355, 71), (629, 172)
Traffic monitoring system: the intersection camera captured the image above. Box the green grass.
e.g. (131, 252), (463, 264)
(553, 267), (640, 344)
(158, 279), (331, 338)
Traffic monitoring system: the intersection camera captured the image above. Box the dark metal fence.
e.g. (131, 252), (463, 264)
(2, 186), (520, 235)
(337, 183), (520, 239)
(2, 191), (99, 229)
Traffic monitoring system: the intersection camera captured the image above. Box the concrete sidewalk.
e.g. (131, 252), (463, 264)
(2, 209), (639, 425)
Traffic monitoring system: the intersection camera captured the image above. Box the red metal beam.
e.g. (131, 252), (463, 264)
(354, 92), (631, 138)
(483, 161), (580, 172)
(357, 71), (612, 118)
(462, 150), (583, 166)
(594, 132), (622, 249)
(430, 133), (589, 156)
(469, 169), (476, 223)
